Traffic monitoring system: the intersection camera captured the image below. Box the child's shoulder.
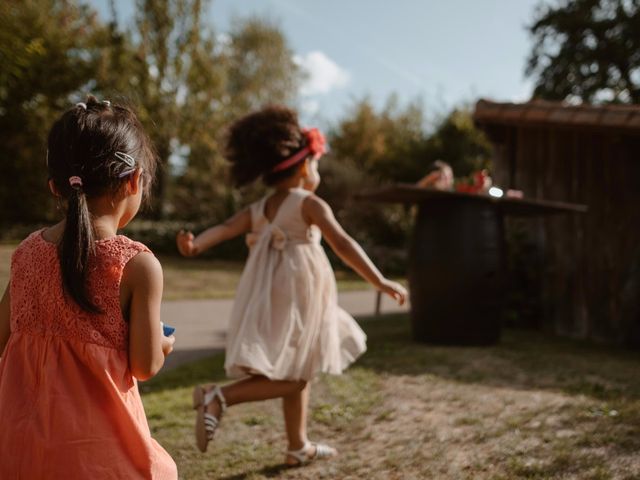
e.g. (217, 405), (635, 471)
(8, 229), (59, 274)
(12, 228), (49, 259)
(98, 234), (152, 257)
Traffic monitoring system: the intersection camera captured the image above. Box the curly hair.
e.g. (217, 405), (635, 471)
(224, 106), (309, 186)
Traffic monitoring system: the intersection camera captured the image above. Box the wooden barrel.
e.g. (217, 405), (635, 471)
(408, 198), (504, 344)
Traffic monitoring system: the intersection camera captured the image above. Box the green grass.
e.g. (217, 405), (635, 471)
(0, 244), (13, 291)
(159, 254), (373, 300)
(142, 316), (640, 479)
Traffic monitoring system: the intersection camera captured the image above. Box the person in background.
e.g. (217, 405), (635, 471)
(177, 106), (407, 466)
(416, 160), (454, 190)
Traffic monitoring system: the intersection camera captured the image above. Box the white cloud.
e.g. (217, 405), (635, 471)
(300, 98), (320, 116)
(294, 51), (350, 96)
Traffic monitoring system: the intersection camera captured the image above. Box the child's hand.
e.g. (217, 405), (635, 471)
(176, 230), (197, 257)
(378, 279), (408, 305)
(161, 334), (175, 357)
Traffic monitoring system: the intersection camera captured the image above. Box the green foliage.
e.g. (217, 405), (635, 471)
(526, 0), (640, 103)
(324, 97), (491, 270)
(329, 96), (428, 183)
(170, 16), (301, 222)
(0, 0), (301, 224)
(424, 107), (492, 177)
(0, 0), (111, 222)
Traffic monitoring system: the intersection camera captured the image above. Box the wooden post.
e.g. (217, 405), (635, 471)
(375, 291), (382, 316)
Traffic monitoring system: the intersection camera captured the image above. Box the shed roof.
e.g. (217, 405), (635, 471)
(474, 99), (640, 132)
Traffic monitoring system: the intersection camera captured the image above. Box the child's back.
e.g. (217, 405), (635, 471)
(0, 230), (175, 478)
(227, 187), (366, 381)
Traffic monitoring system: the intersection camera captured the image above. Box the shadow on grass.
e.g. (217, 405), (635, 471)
(146, 313), (640, 403)
(357, 314), (640, 403)
(217, 463), (293, 480)
(141, 353), (227, 395)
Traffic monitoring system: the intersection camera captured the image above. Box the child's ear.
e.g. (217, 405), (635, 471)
(126, 169), (143, 195)
(300, 158), (310, 177)
(48, 179), (60, 197)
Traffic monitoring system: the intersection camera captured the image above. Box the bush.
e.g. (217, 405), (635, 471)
(122, 220), (248, 260)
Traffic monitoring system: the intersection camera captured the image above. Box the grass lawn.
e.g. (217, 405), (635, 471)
(159, 255), (372, 300)
(142, 315), (640, 480)
(0, 244), (373, 299)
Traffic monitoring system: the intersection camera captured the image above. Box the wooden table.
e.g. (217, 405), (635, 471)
(358, 185), (587, 345)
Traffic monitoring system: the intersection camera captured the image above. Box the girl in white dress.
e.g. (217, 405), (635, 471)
(176, 106), (406, 465)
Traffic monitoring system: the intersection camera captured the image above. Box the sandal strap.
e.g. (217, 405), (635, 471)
(203, 413), (219, 440)
(286, 442), (336, 464)
(203, 385), (227, 414)
(312, 442), (335, 458)
(286, 442), (311, 464)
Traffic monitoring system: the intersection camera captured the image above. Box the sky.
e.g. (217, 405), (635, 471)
(90, 0), (541, 126)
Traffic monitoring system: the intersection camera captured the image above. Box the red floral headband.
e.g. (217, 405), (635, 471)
(271, 128), (326, 173)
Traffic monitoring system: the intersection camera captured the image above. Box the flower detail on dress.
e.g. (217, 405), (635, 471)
(245, 225), (288, 250)
(245, 232), (258, 248)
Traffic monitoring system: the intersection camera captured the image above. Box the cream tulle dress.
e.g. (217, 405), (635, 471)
(224, 188), (367, 381)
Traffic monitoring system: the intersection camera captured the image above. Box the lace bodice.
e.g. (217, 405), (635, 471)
(10, 230), (150, 351)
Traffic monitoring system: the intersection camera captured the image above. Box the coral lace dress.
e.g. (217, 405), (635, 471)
(0, 230), (177, 479)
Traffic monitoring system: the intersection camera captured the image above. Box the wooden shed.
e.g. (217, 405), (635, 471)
(474, 99), (640, 347)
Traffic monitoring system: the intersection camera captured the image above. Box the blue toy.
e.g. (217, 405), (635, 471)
(162, 324), (176, 336)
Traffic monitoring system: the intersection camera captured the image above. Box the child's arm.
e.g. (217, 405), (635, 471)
(122, 252), (174, 381)
(303, 195), (407, 304)
(176, 208), (252, 257)
(0, 285), (10, 357)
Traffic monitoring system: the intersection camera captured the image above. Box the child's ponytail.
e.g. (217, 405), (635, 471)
(60, 178), (99, 313)
(47, 96), (157, 313)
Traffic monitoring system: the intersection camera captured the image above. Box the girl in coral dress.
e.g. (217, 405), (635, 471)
(0, 96), (177, 479)
(177, 106), (407, 465)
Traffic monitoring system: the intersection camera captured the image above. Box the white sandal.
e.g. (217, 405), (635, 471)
(286, 441), (337, 466)
(193, 384), (227, 452)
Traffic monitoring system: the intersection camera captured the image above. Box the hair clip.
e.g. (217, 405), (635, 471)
(102, 100), (111, 107)
(69, 176), (83, 188)
(76, 102), (87, 110)
(114, 151), (136, 168)
(45, 149), (49, 166)
(117, 168), (137, 179)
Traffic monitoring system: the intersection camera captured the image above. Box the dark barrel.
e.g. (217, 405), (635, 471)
(408, 198), (504, 345)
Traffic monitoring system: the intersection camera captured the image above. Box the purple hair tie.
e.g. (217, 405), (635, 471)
(69, 176), (83, 188)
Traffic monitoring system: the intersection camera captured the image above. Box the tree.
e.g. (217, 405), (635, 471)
(0, 0), (302, 223)
(0, 0), (111, 222)
(323, 97), (491, 270)
(423, 108), (491, 178)
(170, 17), (302, 221)
(329, 96), (428, 183)
(526, 0), (640, 104)
(98, 2), (302, 220)
(329, 98), (490, 183)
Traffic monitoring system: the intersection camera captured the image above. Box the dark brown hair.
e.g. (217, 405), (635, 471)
(47, 95), (157, 313)
(224, 106), (309, 186)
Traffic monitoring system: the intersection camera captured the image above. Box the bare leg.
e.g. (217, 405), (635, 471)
(205, 375), (306, 418)
(283, 383), (310, 452)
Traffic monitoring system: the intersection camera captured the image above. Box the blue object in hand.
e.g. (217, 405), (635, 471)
(162, 324), (176, 336)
